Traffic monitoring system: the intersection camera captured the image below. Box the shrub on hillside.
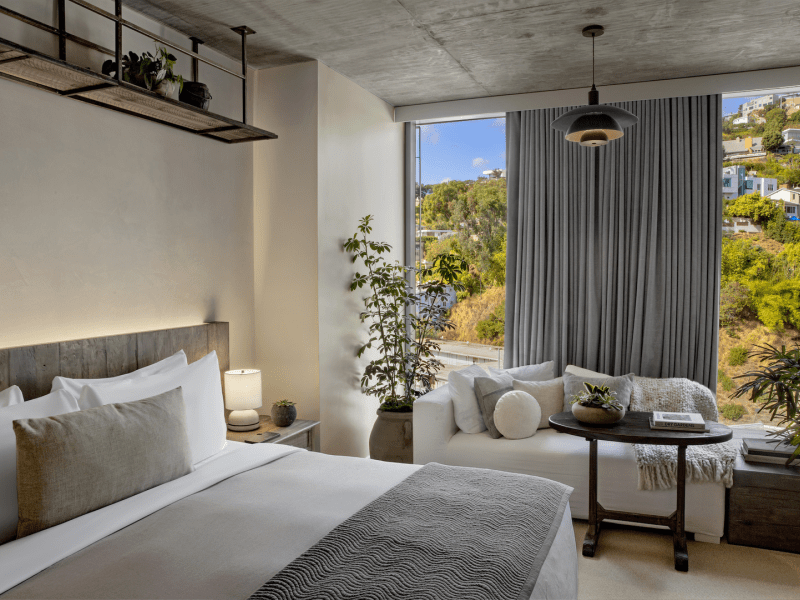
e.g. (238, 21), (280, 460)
(719, 281), (751, 326)
(725, 192), (782, 224)
(718, 369), (736, 392)
(748, 278), (800, 330)
(728, 346), (749, 366)
(720, 403), (746, 421)
(764, 216), (800, 244)
(475, 302), (505, 342)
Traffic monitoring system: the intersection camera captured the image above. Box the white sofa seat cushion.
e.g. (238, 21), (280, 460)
(443, 429), (725, 539)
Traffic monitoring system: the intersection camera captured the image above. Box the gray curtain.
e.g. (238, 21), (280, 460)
(505, 95), (722, 390)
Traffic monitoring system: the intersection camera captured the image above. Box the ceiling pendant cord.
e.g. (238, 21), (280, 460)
(589, 32), (598, 106)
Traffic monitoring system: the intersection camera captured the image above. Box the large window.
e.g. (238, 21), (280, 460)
(415, 118), (506, 382)
(719, 89), (800, 425)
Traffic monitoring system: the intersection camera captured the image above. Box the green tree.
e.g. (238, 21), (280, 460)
(762, 108), (787, 152)
(421, 180), (469, 229)
(725, 192), (781, 224)
(451, 178), (507, 274)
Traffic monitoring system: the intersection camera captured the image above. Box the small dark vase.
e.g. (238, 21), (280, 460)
(271, 404), (297, 427)
(179, 81), (212, 110)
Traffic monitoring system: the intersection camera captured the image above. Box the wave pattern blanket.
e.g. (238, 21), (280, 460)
(630, 377), (738, 491)
(249, 462), (572, 600)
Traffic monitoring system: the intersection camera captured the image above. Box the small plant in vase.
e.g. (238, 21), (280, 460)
(271, 399), (297, 427)
(103, 45), (184, 97)
(570, 382), (626, 425)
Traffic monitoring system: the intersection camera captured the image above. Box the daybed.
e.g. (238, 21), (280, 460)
(414, 381), (726, 543)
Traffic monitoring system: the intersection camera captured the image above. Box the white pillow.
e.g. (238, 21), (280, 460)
(0, 386), (23, 408)
(447, 365), (488, 434)
(79, 351), (225, 466)
(51, 350), (188, 398)
(489, 361), (555, 381)
(494, 391), (541, 440)
(512, 377), (564, 429)
(564, 365), (609, 379)
(0, 389), (80, 544)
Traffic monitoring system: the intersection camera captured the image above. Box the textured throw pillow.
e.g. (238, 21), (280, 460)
(512, 377), (564, 429)
(0, 386), (23, 408)
(14, 388), (193, 539)
(447, 365), (488, 434)
(489, 361), (555, 382)
(0, 390), (80, 544)
(494, 391), (541, 440)
(79, 351), (226, 465)
(562, 372), (635, 411)
(564, 365), (609, 379)
(473, 374), (514, 439)
(51, 350), (188, 398)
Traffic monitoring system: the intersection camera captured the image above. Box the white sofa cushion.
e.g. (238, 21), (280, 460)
(0, 386), (23, 408)
(512, 378), (564, 429)
(489, 361), (555, 381)
(494, 391), (540, 439)
(447, 365), (488, 434)
(564, 365), (608, 378)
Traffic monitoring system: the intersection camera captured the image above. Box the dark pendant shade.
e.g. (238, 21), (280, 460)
(552, 103), (638, 147)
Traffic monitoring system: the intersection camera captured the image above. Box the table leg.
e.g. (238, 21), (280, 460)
(583, 438), (601, 557)
(674, 445), (688, 572)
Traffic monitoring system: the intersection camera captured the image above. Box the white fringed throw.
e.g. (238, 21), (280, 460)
(630, 377), (738, 491)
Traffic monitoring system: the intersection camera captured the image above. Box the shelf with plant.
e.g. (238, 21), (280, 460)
(103, 45), (184, 97)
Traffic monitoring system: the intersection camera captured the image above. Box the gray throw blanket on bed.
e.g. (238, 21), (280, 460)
(630, 377), (738, 491)
(249, 463), (572, 600)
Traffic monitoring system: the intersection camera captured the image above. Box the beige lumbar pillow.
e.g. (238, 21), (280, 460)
(14, 387), (193, 538)
(512, 377), (564, 429)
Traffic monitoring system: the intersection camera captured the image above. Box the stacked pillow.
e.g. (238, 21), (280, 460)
(0, 349), (225, 544)
(446, 361), (636, 440)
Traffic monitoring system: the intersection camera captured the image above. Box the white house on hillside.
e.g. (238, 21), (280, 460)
(741, 94), (778, 117)
(766, 188), (800, 218)
(722, 166), (778, 200)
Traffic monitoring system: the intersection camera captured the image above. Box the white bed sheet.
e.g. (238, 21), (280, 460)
(1, 443), (577, 600)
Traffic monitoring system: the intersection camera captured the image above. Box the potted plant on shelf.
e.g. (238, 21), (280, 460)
(271, 399), (297, 427)
(570, 382), (626, 425)
(345, 215), (466, 463)
(102, 46), (184, 98)
(733, 344), (800, 465)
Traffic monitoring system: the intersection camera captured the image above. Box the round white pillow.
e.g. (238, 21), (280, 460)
(494, 391), (541, 440)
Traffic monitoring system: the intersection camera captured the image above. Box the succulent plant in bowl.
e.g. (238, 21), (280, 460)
(271, 399), (297, 427)
(570, 382), (626, 425)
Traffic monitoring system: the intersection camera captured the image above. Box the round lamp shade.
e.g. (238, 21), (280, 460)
(551, 104), (638, 146)
(224, 369), (262, 411)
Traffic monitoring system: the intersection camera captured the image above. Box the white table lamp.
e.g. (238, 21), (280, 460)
(224, 369), (262, 431)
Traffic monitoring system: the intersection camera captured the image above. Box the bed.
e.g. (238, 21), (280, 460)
(0, 324), (577, 600)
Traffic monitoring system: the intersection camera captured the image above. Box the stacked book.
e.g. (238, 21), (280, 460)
(649, 411), (708, 432)
(741, 437), (799, 466)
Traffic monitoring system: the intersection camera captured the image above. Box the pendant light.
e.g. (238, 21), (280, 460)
(551, 25), (638, 147)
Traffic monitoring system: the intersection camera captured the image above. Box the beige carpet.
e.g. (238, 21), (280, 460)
(572, 520), (800, 600)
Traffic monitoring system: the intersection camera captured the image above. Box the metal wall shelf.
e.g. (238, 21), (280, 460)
(0, 2), (277, 144)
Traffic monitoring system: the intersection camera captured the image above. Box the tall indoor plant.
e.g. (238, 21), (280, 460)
(345, 215), (466, 462)
(733, 343), (800, 465)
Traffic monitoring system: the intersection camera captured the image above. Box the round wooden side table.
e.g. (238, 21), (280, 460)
(549, 411), (732, 572)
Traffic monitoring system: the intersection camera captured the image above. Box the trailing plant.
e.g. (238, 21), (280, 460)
(273, 399), (296, 407)
(570, 382), (624, 412)
(103, 46), (184, 92)
(345, 215), (467, 412)
(733, 343), (800, 464)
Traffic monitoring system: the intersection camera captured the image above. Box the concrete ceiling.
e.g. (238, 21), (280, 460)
(124, 1), (800, 107)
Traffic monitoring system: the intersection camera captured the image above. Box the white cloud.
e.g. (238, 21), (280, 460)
(441, 177), (452, 183)
(420, 124), (440, 145)
(472, 157), (489, 168)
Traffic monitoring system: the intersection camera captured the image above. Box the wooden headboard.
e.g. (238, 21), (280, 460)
(0, 322), (229, 400)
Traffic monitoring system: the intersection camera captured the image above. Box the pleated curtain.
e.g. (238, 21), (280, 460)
(505, 95), (722, 390)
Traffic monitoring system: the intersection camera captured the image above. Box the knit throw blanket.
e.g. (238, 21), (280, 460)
(249, 463), (572, 600)
(630, 377), (738, 491)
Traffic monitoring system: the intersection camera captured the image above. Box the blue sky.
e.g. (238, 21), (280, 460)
(722, 96), (758, 116)
(418, 118), (506, 185)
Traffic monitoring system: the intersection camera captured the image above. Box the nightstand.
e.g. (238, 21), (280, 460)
(727, 453), (800, 553)
(226, 415), (320, 451)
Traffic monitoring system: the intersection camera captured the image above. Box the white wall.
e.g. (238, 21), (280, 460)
(252, 61), (404, 457)
(252, 62), (321, 425)
(0, 1), (256, 370)
(317, 63), (404, 457)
